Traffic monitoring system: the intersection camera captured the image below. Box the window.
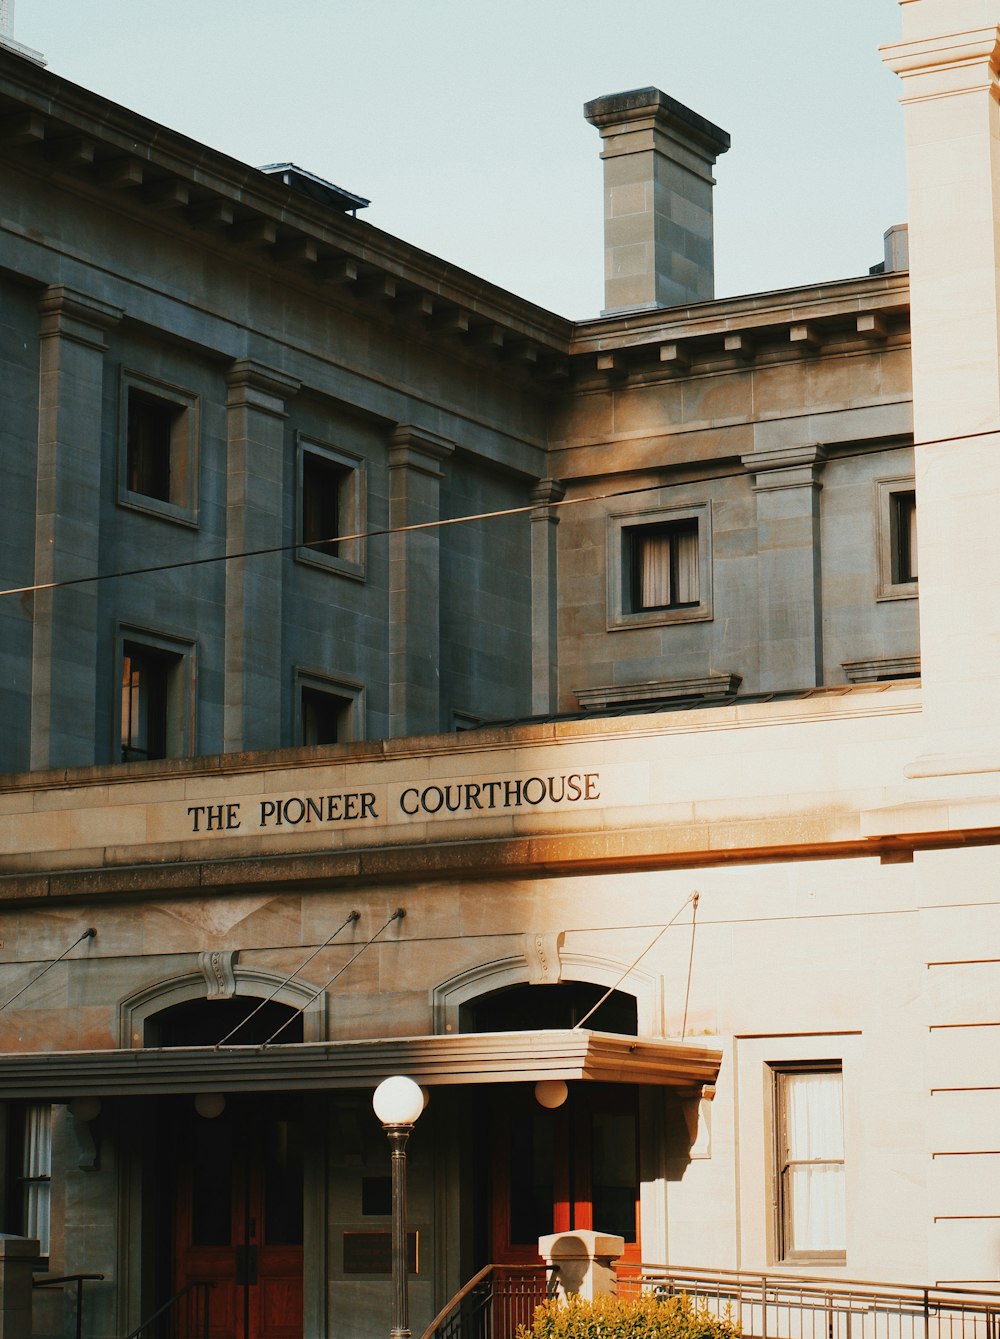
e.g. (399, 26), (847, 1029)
(119, 372), (199, 523)
(607, 503), (712, 629)
(628, 518), (700, 611)
(891, 490), (917, 585)
(773, 1065), (845, 1264)
(118, 631), (194, 762)
(876, 478), (917, 600)
(5, 1103), (52, 1257)
(296, 437), (365, 578)
(295, 671), (363, 746)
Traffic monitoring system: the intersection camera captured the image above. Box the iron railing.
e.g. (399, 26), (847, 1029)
(418, 1265), (552, 1339)
(34, 1273), (105, 1339)
(119, 1280), (212, 1339)
(616, 1265), (1000, 1339)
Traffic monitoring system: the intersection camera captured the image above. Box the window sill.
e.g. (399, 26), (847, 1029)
(117, 492), (198, 529)
(295, 547), (365, 581)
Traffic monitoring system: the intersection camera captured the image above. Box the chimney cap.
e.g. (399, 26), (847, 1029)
(584, 86), (730, 157)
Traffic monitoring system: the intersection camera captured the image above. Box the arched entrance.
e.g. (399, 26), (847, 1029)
(149, 997), (305, 1339)
(464, 982), (642, 1269)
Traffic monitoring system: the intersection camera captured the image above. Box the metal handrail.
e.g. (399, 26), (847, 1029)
(119, 1279), (212, 1339)
(418, 1264), (551, 1339)
(618, 1265), (1000, 1339)
(34, 1272), (105, 1339)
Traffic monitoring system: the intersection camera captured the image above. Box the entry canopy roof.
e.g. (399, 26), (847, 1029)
(0, 1030), (721, 1099)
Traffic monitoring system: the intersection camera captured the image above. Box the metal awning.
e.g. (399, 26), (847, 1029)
(0, 1029), (721, 1098)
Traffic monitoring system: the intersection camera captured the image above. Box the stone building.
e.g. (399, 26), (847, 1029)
(0, 1), (997, 1337)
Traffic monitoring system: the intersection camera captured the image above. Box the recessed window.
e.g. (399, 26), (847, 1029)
(296, 437), (365, 578)
(876, 477), (917, 600)
(772, 1064), (846, 1265)
(118, 631), (194, 763)
(627, 518), (700, 611)
(295, 671), (363, 746)
(607, 503), (712, 629)
(890, 490), (917, 585)
(119, 372), (199, 524)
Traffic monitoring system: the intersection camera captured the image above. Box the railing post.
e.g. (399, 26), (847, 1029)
(0, 1237), (40, 1339)
(761, 1274), (768, 1339)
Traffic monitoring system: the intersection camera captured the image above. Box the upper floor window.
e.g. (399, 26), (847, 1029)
(607, 503), (712, 630)
(118, 630), (194, 763)
(295, 670), (363, 746)
(296, 436), (365, 579)
(876, 477), (917, 600)
(119, 371), (199, 525)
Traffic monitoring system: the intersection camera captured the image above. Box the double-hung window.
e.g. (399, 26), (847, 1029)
(773, 1065), (846, 1264)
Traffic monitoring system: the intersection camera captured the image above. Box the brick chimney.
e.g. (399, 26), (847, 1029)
(584, 87), (730, 314)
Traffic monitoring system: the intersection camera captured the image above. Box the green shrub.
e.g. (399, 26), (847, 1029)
(516, 1290), (740, 1339)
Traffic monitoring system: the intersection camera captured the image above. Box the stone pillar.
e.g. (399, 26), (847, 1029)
(584, 88), (730, 314)
(31, 286), (123, 770)
(530, 479), (565, 715)
(224, 360), (300, 753)
(882, 3), (1000, 760)
(0, 1236), (40, 1339)
(388, 425), (455, 737)
(537, 1231), (624, 1301)
(742, 445), (826, 691)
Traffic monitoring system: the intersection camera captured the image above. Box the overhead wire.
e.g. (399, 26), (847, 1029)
(0, 430), (945, 602)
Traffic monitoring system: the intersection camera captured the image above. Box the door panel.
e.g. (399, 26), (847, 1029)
(174, 1097), (304, 1339)
(489, 1084), (640, 1266)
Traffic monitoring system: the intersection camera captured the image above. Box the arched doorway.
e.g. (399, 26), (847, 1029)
(149, 997), (305, 1339)
(464, 982), (642, 1269)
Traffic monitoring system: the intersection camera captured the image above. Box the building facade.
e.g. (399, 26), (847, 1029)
(0, 1), (998, 1337)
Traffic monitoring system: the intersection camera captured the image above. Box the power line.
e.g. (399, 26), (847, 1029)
(0, 427), (960, 603)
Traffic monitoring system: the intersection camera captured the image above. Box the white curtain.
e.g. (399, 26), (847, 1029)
(24, 1103), (52, 1254)
(640, 532), (672, 607)
(638, 525), (699, 608)
(784, 1072), (845, 1253)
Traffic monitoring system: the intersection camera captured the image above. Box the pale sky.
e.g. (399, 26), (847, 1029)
(12, 1), (907, 320)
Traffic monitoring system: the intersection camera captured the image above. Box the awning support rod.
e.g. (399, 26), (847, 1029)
(572, 893), (697, 1031)
(215, 909), (361, 1048)
(257, 908), (405, 1050)
(0, 927), (96, 1013)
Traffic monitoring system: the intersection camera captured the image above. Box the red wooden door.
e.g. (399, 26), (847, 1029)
(489, 1084), (641, 1267)
(174, 1098), (304, 1339)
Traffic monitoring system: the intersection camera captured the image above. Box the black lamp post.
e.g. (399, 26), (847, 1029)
(373, 1075), (424, 1339)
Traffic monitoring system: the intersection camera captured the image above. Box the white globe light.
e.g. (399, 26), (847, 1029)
(373, 1075), (425, 1125)
(194, 1092), (226, 1119)
(535, 1079), (569, 1109)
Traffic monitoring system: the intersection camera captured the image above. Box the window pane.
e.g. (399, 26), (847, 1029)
(785, 1071), (844, 1160)
(785, 1163), (845, 1253)
(23, 1104), (52, 1256)
(591, 1109), (637, 1243)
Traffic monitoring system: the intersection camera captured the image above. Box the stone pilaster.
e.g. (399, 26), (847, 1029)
(742, 444), (826, 691)
(388, 425), (455, 737)
(31, 286), (123, 769)
(530, 479), (565, 715)
(882, 3), (1000, 759)
(224, 359), (299, 753)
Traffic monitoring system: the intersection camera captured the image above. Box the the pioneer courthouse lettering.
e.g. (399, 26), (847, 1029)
(186, 772), (601, 834)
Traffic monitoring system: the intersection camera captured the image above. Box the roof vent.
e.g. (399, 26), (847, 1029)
(258, 163), (369, 215)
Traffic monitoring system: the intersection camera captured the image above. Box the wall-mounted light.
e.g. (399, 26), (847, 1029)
(535, 1079), (568, 1109)
(194, 1092), (226, 1119)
